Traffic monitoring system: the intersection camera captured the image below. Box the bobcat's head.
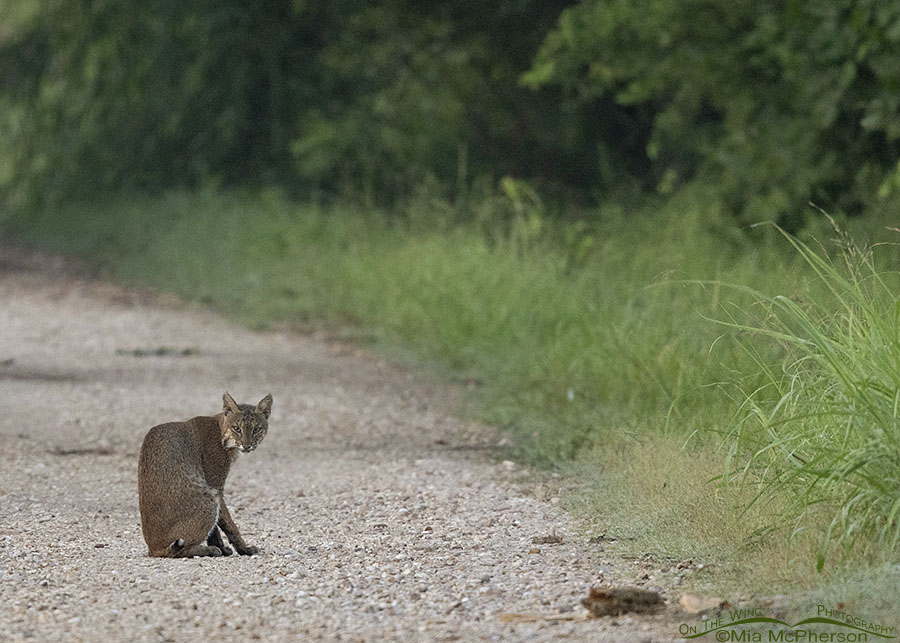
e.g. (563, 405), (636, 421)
(221, 391), (272, 453)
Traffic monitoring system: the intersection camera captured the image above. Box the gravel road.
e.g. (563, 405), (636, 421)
(0, 246), (683, 641)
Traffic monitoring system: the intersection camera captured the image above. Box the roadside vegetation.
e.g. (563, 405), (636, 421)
(3, 0), (900, 609)
(7, 191), (900, 603)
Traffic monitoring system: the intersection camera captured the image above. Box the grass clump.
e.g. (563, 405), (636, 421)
(720, 221), (900, 570)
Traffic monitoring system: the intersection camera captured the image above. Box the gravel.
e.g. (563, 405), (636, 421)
(0, 246), (682, 641)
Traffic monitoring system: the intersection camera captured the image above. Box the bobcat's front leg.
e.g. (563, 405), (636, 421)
(217, 501), (259, 555)
(206, 525), (233, 556)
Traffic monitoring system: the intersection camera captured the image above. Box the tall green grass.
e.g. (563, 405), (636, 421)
(721, 221), (900, 569)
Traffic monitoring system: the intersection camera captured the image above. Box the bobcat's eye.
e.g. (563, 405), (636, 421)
(233, 426), (243, 436)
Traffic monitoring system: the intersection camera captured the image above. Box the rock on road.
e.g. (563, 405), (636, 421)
(0, 246), (678, 641)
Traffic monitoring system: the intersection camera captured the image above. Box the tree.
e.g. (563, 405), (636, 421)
(525, 0), (900, 225)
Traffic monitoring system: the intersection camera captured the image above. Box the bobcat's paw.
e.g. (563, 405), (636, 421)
(236, 545), (259, 556)
(220, 545), (233, 556)
(207, 546), (223, 557)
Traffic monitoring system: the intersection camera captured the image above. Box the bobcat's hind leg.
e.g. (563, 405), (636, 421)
(160, 491), (223, 558)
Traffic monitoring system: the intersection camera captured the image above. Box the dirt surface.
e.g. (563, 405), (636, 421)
(0, 245), (686, 641)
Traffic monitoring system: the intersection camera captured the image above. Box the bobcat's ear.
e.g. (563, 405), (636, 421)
(223, 391), (240, 416)
(256, 393), (273, 419)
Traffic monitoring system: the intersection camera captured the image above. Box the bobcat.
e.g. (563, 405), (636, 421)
(138, 392), (272, 557)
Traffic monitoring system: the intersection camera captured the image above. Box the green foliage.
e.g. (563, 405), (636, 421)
(5, 0), (900, 224)
(291, 6), (470, 205)
(527, 0), (900, 224)
(1, 0), (333, 206)
(721, 222), (900, 567)
(0, 0), (581, 210)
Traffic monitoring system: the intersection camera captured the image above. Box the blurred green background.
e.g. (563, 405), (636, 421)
(4, 0), (900, 226)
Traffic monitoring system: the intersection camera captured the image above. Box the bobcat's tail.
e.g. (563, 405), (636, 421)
(164, 538), (185, 557)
